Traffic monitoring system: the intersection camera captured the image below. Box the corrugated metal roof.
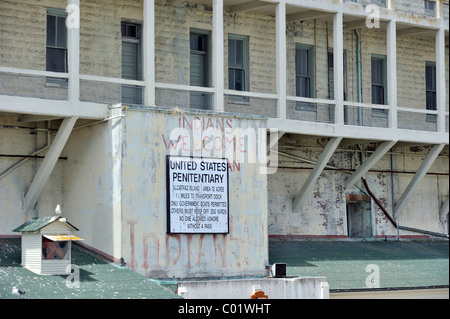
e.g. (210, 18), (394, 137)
(12, 216), (79, 233)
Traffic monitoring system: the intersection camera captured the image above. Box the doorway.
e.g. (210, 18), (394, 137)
(347, 202), (373, 238)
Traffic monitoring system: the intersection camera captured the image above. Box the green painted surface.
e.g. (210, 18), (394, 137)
(269, 240), (449, 290)
(0, 239), (181, 299)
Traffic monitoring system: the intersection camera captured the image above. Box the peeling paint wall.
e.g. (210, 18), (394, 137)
(269, 137), (449, 238)
(120, 110), (268, 278)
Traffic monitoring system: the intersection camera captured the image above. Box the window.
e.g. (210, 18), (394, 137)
(42, 236), (69, 260)
(295, 44), (315, 111)
(426, 61), (437, 122)
(121, 21), (142, 104)
(371, 0), (386, 7)
(228, 34), (249, 102)
(371, 54), (387, 116)
(424, 0), (436, 15)
(190, 30), (211, 109)
(46, 8), (68, 87)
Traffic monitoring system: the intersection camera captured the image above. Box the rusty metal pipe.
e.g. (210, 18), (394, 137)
(362, 178), (398, 228)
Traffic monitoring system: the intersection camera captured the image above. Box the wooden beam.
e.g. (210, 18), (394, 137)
(292, 137), (343, 213)
(23, 117), (78, 214)
(394, 143), (446, 218)
(345, 141), (397, 189)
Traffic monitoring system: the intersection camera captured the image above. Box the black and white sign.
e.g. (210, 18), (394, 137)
(167, 156), (229, 234)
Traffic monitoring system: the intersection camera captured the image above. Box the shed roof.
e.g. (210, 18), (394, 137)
(13, 216), (79, 233)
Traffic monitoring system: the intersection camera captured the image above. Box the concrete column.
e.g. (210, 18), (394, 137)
(212, 0), (225, 112)
(333, 12), (344, 125)
(143, 0), (156, 106)
(67, 0), (80, 105)
(387, 20), (397, 130)
(276, 1), (287, 120)
(436, 28), (446, 133)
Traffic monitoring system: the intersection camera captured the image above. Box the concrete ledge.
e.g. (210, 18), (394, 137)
(177, 277), (329, 299)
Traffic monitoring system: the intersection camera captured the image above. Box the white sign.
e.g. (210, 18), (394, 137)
(167, 156), (229, 234)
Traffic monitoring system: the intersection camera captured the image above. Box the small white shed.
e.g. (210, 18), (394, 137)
(13, 216), (83, 275)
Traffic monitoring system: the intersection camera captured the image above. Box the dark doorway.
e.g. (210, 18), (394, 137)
(347, 202), (372, 238)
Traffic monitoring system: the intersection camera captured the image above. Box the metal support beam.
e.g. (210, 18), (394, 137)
(212, 0), (225, 112)
(292, 137), (343, 213)
(23, 117), (78, 214)
(143, 0), (156, 106)
(345, 140), (397, 189)
(394, 143), (446, 218)
(276, 1), (287, 120)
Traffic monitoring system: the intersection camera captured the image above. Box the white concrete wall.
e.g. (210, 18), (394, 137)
(268, 137), (449, 238)
(177, 277), (329, 299)
(0, 114), (64, 235)
(120, 109), (269, 278)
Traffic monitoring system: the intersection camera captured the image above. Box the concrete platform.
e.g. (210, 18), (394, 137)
(269, 240), (449, 291)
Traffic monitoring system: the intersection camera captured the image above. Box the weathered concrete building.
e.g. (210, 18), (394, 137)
(0, 0), (448, 283)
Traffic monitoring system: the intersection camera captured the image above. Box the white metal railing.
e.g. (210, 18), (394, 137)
(1, 65), (448, 133)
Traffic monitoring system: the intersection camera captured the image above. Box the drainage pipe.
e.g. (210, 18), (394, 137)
(362, 178), (398, 228)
